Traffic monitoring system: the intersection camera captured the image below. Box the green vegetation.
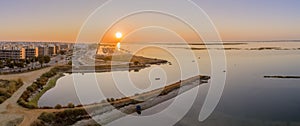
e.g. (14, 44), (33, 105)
(67, 103), (75, 108)
(54, 104), (62, 109)
(67, 61), (72, 65)
(1, 57), (37, 69)
(31, 96), (143, 125)
(31, 109), (90, 126)
(32, 97), (142, 126)
(30, 75), (210, 125)
(18, 66), (71, 109)
(0, 61), (4, 68)
(95, 54), (168, 65)
(28, 73), (64, 107)
(0, 79), (23, 104)
(38, 56), (51, 67)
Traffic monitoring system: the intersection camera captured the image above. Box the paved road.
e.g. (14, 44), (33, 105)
(0, 54), (68, 74)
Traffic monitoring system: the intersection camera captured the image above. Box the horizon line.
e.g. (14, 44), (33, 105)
(1, 39), (300, 43)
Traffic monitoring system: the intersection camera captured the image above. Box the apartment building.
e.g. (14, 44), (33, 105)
(0, 47), (25, 60)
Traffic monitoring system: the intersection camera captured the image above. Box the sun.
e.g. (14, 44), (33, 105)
(115, 32), (123, 39)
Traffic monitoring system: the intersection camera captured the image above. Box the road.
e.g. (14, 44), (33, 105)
(0, 54), (68, 74)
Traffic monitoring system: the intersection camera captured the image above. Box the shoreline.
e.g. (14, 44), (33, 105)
(19, 54), (168, 109)
(264, 75), (300, 79)
(32, 75), (210, 126)
(29, 73), (65, 108)
(17, 66), (69, 109)
(75, 75), (209, 126)
(71, 54), (169, 74)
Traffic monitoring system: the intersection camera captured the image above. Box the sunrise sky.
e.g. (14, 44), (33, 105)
(0, 0), (299, 42)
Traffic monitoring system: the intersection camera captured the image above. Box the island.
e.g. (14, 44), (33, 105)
(264, 75), (300, 79)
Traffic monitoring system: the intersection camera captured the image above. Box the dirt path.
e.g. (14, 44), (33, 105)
(0, 66), (208, 126)
(0, 67), (68, 126)
(0, 67), (53, 112)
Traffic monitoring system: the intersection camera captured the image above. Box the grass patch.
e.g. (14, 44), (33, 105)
(32, 109), (91, 126)
(18, 65), (71, 109)
(0, 79), (23, 104)
(28, 73), (64, 107)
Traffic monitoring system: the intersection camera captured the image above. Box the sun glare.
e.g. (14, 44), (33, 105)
(115, 32), (123, 39)
(117, 42), (121, 50)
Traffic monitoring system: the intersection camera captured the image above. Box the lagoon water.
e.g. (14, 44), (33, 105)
(39, 42), (300, 125)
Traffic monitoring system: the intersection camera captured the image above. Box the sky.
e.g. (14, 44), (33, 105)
(0, 0), (299, 42)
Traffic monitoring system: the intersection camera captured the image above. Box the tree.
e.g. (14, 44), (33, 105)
(7, 63), (14, 68)
(133, 61), (140, 65)
(110, 98), (115, 102)
(67, 103), (75, 108)
(33, 56), (38, 63)
(17, 78), (23, 85)
(59, 50), (66, 55)
(5, 59), (11, 65)
(0, 61), (4, 68)
(15, 62), (24, 68)
(38, 56), (45, 67)
(16, 60), (25, 68)
(6, 59), (14, 69)
(25, 59), (31, 65)
(67, 61), (72, 65)
(44, 56), (51, 64)
(54, 104), (62, 109)
(5, 59), (14, 68)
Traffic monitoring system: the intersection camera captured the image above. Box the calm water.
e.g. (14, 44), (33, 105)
(39, 42), (300, 125)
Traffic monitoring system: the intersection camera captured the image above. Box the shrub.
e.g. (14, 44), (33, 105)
(0, 96), (5, 104)
(0, 88), (8, 96)
(26, 86), (35, 92)
(110, 98), (115, 102)
(30, 120), (46, 126)
(17, 99), (38, 109)
(37, 109), (89, 126)
(55, 104), (62, 109)
(133, 61), (140, 65)
(67, 103), (75, 108)
(38, 112), (56, 123)
(76, 104), (83, 107)
(100, 100), (106, 103)
(40, 106), (53, 109)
